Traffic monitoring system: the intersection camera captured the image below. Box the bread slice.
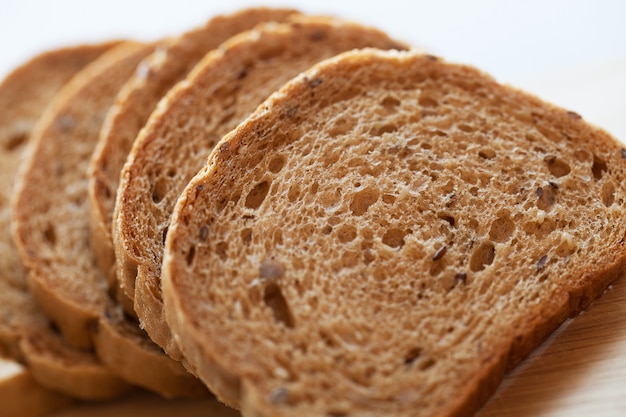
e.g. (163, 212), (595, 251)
(162, 49), (626, 416)
(1, 40), (116, 357)
(0, 42), (133, 400)
(113, 16), (406, 360)
(88, 7), (298, 309)
(11, 42), (206, 398)
(0, 357), (73, 417)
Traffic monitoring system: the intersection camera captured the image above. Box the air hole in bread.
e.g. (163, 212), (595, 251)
(544, 155), (571, 177)
(418, 95), (438, 108)
(263, 282), (294, 329)
(382, 228), (407, 248)
(152, 177), (168, 203)
(478, 147), (496, 159)
(268, 155), (286, 173)
(185, 246), (196, 266)
(3, 131), (27, 151)
(337, 225), (357, 243)
(310, 181), (319, 195)
(457, 123), (474, 133)
(241, 228), (252, 245)
(438, 213), (455, 227)
(404, 347), (422, 366)
(350, 186), (379, 216)
(43, 225), (56, 246)
(592, 154), (608, 179)
(489, 211), (515, 242)
(215, 241), (228, 260)
(380, 96), (400, 111)
(382, 194), (396, 204)
(470, 241), (495, 272)
(601, 181), (616, 207)
(523, 217), (556, 240)
(245, 180), (271, 209)
(370, 123), (398, 137)
(328, 118), (354, 137)
(536, 184), (557, 211)
(419, 357), (437, 371)
(287, 184), (300, 202)
(322, 225), (333, 235)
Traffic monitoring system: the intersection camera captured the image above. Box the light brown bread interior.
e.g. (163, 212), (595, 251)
(162, 49), (626, 416)
(0, 42), (134, 401)
(11, 42), (206, 398)
(88, 7), (298, 306)
(113, 16), (406, 360)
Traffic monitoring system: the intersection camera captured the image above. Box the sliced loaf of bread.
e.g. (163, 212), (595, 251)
(88, 7), (298, 308)
(11, 42), (206, 398)
(0, 42), (133, 400)
(162, 49), (626, 416)
(113, 16), (406, 359)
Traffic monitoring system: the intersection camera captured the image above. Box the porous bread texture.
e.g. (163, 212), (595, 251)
(162, 49), (626, 416)
(0, 42), (118, 351)
(114, 16), (406, 360)
(88, 7), (298, 303)
(13, 41), (154, 349)
(114, 17), (398, 358)
(0, 42), (132, 400)
(11, 42), (206, 398)
(0, 357), (73, 417)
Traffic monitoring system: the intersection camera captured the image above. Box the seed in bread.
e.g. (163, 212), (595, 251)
(162, 49), (626, 416)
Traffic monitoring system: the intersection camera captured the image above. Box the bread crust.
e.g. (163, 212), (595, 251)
(89, 7), (299, 307)
(0, 42), (134, 400)
(11, 42), (205, 397)
(162, 49), (626, 416)
(114, 16), (406, 361)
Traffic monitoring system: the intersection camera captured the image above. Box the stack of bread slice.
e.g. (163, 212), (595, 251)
(2, 6), (624, 417)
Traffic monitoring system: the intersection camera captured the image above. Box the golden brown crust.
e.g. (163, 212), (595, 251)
(13, 42), (155, 349)
(92, 308), (208, 398)
(0, 42), (134, 400)
(89, 7), (299, 306)
(20, 333), (134, 400)
(114, 16), (406, 361)
(11, 41), (203, 397)
(162, 49), (626, 416)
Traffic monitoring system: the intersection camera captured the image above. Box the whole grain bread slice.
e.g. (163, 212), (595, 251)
(162, 49), (626, 416)
(113, 16), (406, 360)
(88, 7), (298, 309)
(0, 43), (133, 400)
(11, 42), (206, 398)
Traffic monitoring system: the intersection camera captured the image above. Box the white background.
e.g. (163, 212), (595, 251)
(1, 0), (625, 139)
